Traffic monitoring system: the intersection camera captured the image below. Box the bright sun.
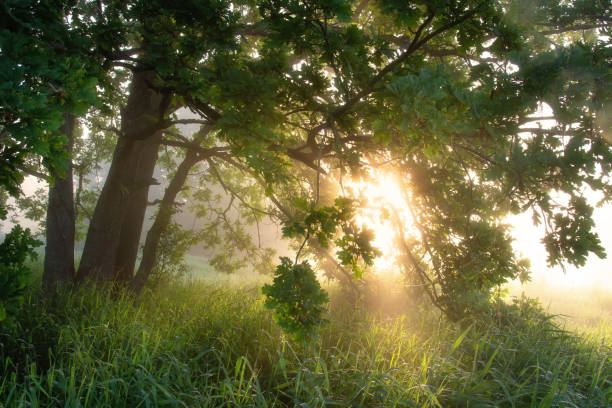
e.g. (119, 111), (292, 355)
(341, 170), (414, 275)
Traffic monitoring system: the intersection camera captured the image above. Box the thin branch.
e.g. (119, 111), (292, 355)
(16, 164), (47, 180)
(285, 148), (329, 174)
(185, 97), (222, 121)
(454, 143), (499, 166)
(215, 153), (292, 218)
(99, 125), (124, 137)
(333, 10), (437, 118)
(95, 0), (104, 22)
(538, 24), (606, 36)
(237, 23), (271, 37)
(162, 129), (191, 144)
(74, 167), (84, 218)
(312, 242), (361, 294)
(110, 48), (142, 60)
(519, 127), (579, 135)
(392, 206), (444, 310)
(206, 158), (274, 217)
(328, 3), (483, 126)
(147, 198), (184, 207)
(519, 116), (556, 125)
(77, 201), (93, 220)
(111, 61), (137, 70)
(168, 119), (211, 126)
(422, 45), (498, 63)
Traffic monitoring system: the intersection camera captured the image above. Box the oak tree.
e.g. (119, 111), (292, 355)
(2, 0), (610, 332)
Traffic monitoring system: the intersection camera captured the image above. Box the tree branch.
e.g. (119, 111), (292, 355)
(519, 116), (556, 125)
(206, 157), (274, 217)
(330, 4), (483, 123)
(111, 61), (137, 71)
(147, 198), (184, 207)
(168, 119), (211, 126)
(538, 24), (606, 36)
(16, 164), (48, 180)
(454, 143), (498, 166)
(185, 97), (222, 121)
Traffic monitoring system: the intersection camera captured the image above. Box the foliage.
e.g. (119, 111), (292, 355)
(262, 257), (329, 341)
(0, 225), (40, 326)
(266, 196), (381, 340)
(0, 280), (610, 407)
(10, 188), (48, 235)
(0, 1), (117, 207)
(178, 151), (279, 276)
(282, 197), (381, 278)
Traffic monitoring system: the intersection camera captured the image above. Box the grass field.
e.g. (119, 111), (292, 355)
(506, 280), (612, 332)
(1, 267), (610, 407)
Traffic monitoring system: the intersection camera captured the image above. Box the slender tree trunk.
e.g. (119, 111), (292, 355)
(113, 137), (161, 282)
(130, 151), (201, 292)
(43, 113), (76, 291)
(77, 71), (168, 282)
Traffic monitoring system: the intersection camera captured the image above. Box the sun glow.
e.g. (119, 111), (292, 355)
(341, 170), (415, 275)
(338, 167), (612, 288)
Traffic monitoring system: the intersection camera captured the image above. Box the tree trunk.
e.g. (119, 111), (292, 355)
(43, 113), (76, 291)
(113, 137), (161, 282)
(77, 71), (168, 282)
(130, 151), (201, 292)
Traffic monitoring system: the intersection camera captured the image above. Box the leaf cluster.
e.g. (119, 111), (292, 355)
(262, 256), (329, 341)
(282, 197), (380, 278)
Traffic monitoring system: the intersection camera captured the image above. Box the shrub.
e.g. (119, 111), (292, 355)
(0, 225), (41, 326)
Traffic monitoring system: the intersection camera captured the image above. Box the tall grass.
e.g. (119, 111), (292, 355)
(1, 278), (610, 407)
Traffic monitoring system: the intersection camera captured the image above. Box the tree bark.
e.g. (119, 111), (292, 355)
(130, 151), (201, 293)
(77, 71), (168, 282)
(43, 113), (76, 291)
(113, 137), (161, 282)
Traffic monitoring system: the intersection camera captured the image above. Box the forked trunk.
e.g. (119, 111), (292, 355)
(77, 71), (168, 282)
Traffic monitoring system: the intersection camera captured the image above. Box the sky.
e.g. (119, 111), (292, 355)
(508, 206), (612, 290)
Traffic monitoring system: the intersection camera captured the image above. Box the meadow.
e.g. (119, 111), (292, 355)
(505, 280), (612, 332)
(0, 261), (610, 408)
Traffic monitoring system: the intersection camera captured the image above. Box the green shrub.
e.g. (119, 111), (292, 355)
(0, 225), (41, 326)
